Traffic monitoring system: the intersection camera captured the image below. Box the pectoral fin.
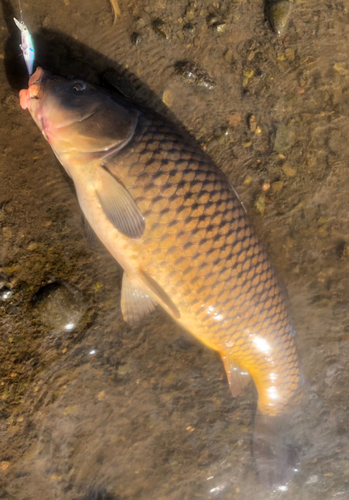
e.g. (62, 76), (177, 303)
(84, 216), (99, 246)
(121, 273), (156, 326)
(93, 165), (145, 239)
(222, 355), (251, 397)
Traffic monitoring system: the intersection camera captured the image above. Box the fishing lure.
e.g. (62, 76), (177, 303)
(13, 17), (35, 76)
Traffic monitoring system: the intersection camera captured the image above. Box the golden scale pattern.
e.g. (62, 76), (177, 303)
(109, 110), (301, 415)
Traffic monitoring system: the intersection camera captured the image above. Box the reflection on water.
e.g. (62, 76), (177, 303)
(1, 0), (349, 498)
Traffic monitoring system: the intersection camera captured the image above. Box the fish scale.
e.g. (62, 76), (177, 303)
(104, 108), (301, 417)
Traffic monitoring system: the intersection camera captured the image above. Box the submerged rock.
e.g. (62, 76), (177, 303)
(0, 287), (13, 301)
(0, 273), (13, 301)
(32, 281), (87, 332)
(152, 19), (169, 39)
(266, 0), (292, 36)
(174, 61), (216, 89)
(130, 32), (142, 46)
(274, 123), (296, 153)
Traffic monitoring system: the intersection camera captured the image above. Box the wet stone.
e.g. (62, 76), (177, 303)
(285, 48), (295, 62)
(266, 0), (292, 36)
(0, 287), (13, 301)
(152, 19), (169, 39)
(241, 138), (252, 148)
(130, 32), (142, 46)
(208, 19), (226, 33)
(282, 162), (296, 177)
(183, 23), (194, 33)
(274, 123), (296, 153)
(204, 127), (231, 152)
(224, 49), (234, 64)
(255, 193), (266, 215)
(117, 364), (130, 376)
(174, 61), (216, 90)
(2, 226), (12, 241)
(248, 114), (257, 132)
(272, 180), (284, 192)
(27, 242), (38, 251)
(32, 281), (87, 333)
(0, 273), (13, 301)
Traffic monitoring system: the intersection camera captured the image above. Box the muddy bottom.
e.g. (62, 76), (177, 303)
(1, 0), (349, 499)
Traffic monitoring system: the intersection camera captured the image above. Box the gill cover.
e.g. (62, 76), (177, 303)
(39, 76), (138, 155)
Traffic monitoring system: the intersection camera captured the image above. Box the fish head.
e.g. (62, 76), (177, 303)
(19, 67), (138, 162)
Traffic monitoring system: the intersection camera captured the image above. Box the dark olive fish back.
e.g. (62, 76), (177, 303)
(106, 108), (301, 417)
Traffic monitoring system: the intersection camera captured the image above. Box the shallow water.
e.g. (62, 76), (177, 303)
(1, 0), (349, 498)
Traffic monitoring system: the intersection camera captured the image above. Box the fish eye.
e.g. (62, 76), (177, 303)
(72, 81), (87, 92)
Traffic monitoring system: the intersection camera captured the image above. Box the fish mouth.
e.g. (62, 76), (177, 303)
(19, 67), (47, 110)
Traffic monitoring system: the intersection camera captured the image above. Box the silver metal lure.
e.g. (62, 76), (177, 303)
(13, 17), (35, 76)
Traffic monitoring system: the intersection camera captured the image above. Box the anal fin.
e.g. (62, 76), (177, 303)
(222, 355), (251, 397)
(121, 273), (156, 326)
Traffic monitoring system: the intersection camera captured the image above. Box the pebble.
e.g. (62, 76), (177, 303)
(241, 138), (252, 148)
(262, 182), (270, 191)
(130, 32), (142, 46)
(267, 0), (293, 36)
(2, 226), (12, 241)
(243, 67), (254, 87)
(211, 22), (226, 33)
(255, 194), (266, 215)
(229, 113), (242, 127)
(174, 61), (216, 90)
(97, 391), (105, 401)
(248, 114), (257, 132)
(162, 88), (174, 107)
(27, 242), (38, 251)
(243, 67), (254, 79)
(285, 48), (295, 62)
(224, 49), (234, 64)
(152, 19), (169, 39)
(282, 162), (296, 177)
(334, 63), (349, 76)
(274, 123), (296, 153)
(0, 287), (13, 301)
(117, 364), (130, 375)
(183, 23), (194, 33)
(32, 281), (87, 332)
(272, 180), (284, 192)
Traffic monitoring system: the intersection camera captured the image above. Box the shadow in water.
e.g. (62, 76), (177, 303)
(76, 488), (119, 500)
(1, 0), (185, 129)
